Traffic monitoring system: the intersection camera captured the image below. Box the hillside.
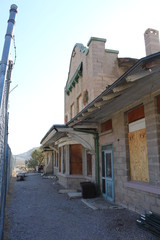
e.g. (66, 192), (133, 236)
(14, 147), (39, 160)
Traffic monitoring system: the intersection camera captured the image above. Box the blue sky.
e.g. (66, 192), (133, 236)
(0, 0), (160, 155)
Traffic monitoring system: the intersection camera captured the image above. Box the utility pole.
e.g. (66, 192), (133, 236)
(0, 5), (18, 240)
(0, 4), (18, 108)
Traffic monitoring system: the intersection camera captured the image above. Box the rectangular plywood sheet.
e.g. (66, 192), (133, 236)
(128, 128), (149, 182)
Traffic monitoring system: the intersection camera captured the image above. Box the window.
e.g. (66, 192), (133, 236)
(127, 105), (149, 182)
(128, 105), (144, 123)
(101, 119), (112, 133)
(71, 103), (75, 119)
(77, 94), (82, 113)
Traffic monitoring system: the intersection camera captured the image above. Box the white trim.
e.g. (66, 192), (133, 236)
(129, 118), (146, 132)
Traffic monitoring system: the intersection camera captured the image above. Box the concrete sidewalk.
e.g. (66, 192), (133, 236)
(3, 173), (157, 240)
(59, 189), (124, 210)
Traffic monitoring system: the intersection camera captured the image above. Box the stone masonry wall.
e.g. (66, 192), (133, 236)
(99, 94), (160, 214)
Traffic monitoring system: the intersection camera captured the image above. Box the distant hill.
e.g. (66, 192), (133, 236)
(15, 157), (26, 167)
(14, 147), (39, 160)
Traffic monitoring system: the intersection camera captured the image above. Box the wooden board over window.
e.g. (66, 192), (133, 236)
(128, 128), (149, 182)
(101, 119), (112, 133)
(70, 144), (82, 174)
(128, 105), (144, 123)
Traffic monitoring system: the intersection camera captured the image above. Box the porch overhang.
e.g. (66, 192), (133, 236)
(40, 124), (95, 153)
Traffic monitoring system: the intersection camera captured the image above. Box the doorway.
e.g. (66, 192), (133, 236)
(102, 149), (114, 202)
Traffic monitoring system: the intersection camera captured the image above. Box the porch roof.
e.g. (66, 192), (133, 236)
(40, 124), (96, 152)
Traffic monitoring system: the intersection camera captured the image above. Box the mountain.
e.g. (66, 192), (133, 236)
(14, 147), (39, 161)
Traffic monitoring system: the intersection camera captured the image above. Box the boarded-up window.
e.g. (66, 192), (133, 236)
(101, 119), (112, 133)
(87, 153), (92, 176)
(128, 110), (149, 183)
(70, 144), (82, 174)
(128, 105), (144, 123)
(128, 128), (149, 182)
(157, 95), (160, 113)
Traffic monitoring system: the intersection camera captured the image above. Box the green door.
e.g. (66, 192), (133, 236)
(102, 150), (114, 202)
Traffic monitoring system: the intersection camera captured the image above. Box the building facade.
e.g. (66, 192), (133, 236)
(41, 29), (160, 213)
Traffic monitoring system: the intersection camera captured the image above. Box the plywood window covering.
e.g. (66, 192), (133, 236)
(128, 105), (145, 123)
(128, 105), (149, 182)
(70, 144), (82, 174)
(101, 119), (112, 133)
(157, 95), (160, 113)
(128, 129), (149, 182)
(87, 153), (92, 176)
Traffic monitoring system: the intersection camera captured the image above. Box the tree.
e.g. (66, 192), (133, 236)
(25, 149), (44, 170)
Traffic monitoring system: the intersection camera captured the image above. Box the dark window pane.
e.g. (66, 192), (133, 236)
(106, 153), (112, 178)
(102, 179), (105, 193)
(102, 152), (105, 177)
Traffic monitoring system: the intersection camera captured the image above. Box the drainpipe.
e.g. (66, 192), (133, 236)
(94, 132), (100, 193)
(0, 4), (18, 108)
(74, 128), (100, 193)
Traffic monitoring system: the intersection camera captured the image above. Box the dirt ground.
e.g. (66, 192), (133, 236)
(3, 173), (158, 240)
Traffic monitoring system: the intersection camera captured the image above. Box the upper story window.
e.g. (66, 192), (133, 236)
(77, 94), (82, 113)
(65, 62), (83, 96)
(71, 103), (75, 119)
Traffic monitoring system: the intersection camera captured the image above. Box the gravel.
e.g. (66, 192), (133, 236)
(3, 173), (158, 240)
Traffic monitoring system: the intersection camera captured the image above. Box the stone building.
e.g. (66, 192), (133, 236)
(41, 29), (160, 214)
(41, 37), (136, 189)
